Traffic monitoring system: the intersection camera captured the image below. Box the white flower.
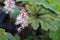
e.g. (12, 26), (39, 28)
(4, 0), (15, 13)
(15, 9), (29, 29)
(17, 27), (23, 32)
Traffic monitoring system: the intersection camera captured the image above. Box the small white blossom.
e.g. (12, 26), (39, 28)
(15, 9), (29, 29)
(4, 0), (15, 13)
(17, 27), (23, 32)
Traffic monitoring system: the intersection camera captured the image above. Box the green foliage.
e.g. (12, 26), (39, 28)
(24, 0), (60, 31)
(5, 33), (20, 40)
(0, 0), (60, 40)
(0, 29), (8, 40)
(29, 18), (40, 30)
(49, 30), (60, 40)
(15, 0), (60, 40)
(0, 29), (20, 40)
(47, 0), (60, 12)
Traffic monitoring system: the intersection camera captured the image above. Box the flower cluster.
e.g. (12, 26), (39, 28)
(15, 9), (29, 32)
(4, 0), (15, 13)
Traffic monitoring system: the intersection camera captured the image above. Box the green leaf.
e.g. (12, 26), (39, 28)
(26, 5), (36, 14)
(40, 20), (57, 31)
(41, 0), (58, 13)
(31, 19), (40, 30)
(5, 33), (15, 40)
(0, 29), (8, 40)
(49, 30), (60, 40)
(40, 20), (49, 31)
(29, 16), (40, 30)
(15, 34), (20, 40)
(16, 0), (28, 2)
(0, 28), (5, 33)
(47, 0), (53, 3)
(39, 14), (58, 31)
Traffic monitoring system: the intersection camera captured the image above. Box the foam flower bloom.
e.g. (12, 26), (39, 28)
(4, 0), (15, 13)
(15, 9), (29, 29)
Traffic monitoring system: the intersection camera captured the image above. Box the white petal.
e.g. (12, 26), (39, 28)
(10, 5), (15, 8)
